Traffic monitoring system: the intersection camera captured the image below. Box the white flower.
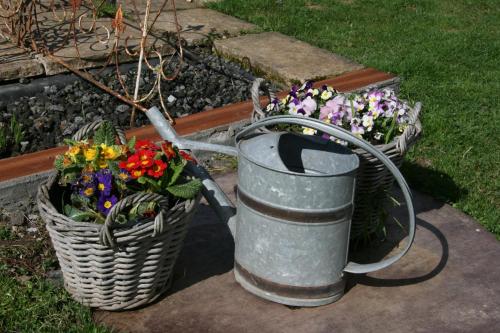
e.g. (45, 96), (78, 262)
(374, 132), (383, 140)
(288, 102), (301, 115)
(312, 89), (320, 96)
(321, 90), (333, 100)
(302, 127), (317, 135)
(362, 114), (374, 131)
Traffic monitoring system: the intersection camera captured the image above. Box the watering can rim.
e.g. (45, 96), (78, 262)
(236, 131), (360, 178)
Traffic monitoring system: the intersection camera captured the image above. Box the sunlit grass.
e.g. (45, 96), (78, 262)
(210, 0), (500, 236)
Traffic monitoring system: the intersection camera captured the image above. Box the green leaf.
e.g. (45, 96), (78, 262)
(63, 138), (80, 146)
(137, 176), (147, 184)
(107, 160), (121, 176)
(93, 121), (116, 146)
(167, 159), (187, 186)
(127, 136), (136, 151)
(63, 205), (96, 222)
(54, 155), (64, 172)
(166, 178), (202, 199)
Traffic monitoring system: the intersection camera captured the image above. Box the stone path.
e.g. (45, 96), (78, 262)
(94, 171), (500, 333)
(214, 32), (363, 85)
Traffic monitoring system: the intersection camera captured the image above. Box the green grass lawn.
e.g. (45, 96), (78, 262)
(0, 222), (111, 333)
(209, 0), (500, 237)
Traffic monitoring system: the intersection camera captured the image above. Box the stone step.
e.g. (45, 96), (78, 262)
(144, 8), (257, 44)
(214, 31), (364, 85)
(0, 40), (44, 81)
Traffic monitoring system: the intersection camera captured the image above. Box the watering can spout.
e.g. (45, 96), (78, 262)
(145, 106), (238, 236)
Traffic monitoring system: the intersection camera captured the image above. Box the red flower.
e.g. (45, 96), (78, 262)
(130, 168), (145, 179)
(147, 159), (168, 178)
(179, 150), (196, 163)
(161, 141), (176, 160)
(135, 140), (160, 151)
(120, 154), (140, 170)
(137, 149), (155, 168)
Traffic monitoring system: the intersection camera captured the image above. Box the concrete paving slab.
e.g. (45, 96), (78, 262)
(214, 32), (364, 85)
(32, 8), (171, 75)
(146, 8), (257, 44)
(0, 40), (45, 81)
(95, 171), (500, 333)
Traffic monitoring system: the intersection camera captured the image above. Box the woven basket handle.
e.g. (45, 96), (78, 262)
(99, 192), (170, 247)
(251, 78), (278, 122)
(396, 102), (422, 155)
(72, 120), (127, 145)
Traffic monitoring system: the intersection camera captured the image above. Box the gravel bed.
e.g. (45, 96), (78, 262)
(0, 47), (254, 158)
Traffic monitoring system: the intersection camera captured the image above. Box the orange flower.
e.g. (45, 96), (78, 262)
(161, 141), (176, 160)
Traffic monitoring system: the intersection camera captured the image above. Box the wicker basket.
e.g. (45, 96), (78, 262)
(251, 78), (422, 242)
(37, 121), (201, 310)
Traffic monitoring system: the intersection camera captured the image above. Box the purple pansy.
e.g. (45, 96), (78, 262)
(301, 96), (317, 116)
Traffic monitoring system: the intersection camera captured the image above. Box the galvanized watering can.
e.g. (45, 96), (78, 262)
(146, 107), (416, 307)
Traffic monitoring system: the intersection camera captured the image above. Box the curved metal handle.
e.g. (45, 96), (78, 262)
(99, 192), (170, 247)
(236, 115), (416, 274)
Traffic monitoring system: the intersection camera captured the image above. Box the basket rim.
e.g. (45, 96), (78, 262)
(37, 171), (201, 235)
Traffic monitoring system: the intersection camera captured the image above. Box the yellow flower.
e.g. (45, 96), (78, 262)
(62, 156), (72, 167)
(321, 90), (333, 100)
(102, 146), (119, 160)
(103, 200), (113, 209)
(97, 159), (108, 169)
(67, 145), (81, 158)
(84, 148), (97, 161)
(83, 187), (94, 197)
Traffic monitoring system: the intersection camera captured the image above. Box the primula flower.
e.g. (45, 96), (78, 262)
(137, 149), (155, 168)
(130, 168), (145, 179)
(62, 156), (72, 167)
(84, 148), (97, 161)
(161, 142), (176, 160)
(101, 144), (119, 160)
(97, 159), (108, 169)
(135, 140), (160, 151)
(97, 195), (118, 215)
(96, 169), (112, 196)
(80, 186), (95, 197)
(117, 169), (130, 182)
(67, 145), (81, 159)
(80, 172), (95, 185)
(120, 154), (140, 170)
(147, 160), (168, 178)
(179, 150), (195, 163)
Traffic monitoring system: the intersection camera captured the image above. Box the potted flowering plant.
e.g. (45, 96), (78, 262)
(37, 121), (202, 310)
(252, 79), (422, 243)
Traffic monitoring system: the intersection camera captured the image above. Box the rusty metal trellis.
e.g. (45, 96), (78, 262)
(0, 0), (185, 125)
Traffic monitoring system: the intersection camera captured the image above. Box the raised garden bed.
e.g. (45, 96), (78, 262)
(0, 46), (255, 158)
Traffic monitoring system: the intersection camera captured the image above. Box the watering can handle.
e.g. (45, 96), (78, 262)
(235, 115), (416, 274)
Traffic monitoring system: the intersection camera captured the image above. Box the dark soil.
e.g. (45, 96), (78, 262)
(0, 46), (254, 158)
